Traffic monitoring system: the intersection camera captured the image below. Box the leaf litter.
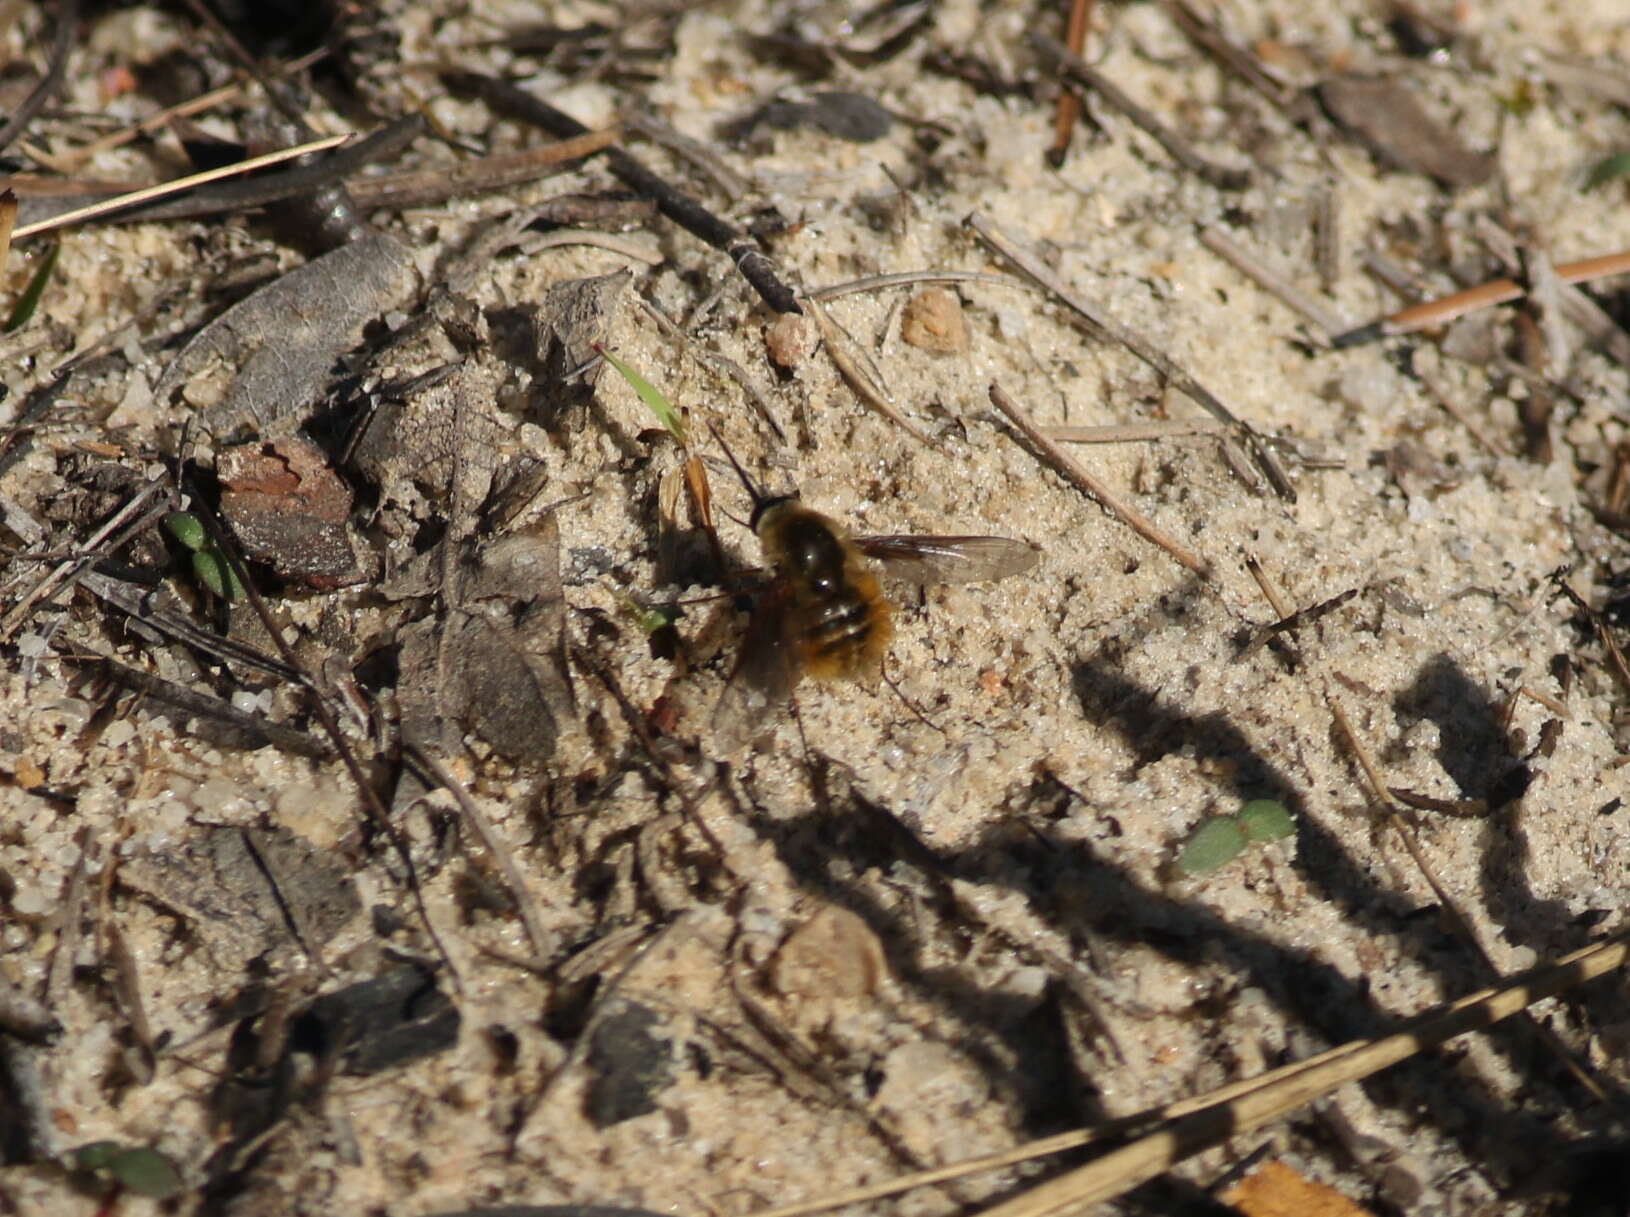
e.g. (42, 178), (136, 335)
(1, 2), (1630, 1216)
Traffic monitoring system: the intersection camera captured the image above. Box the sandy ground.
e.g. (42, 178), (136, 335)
(3, 1), (1630, 1214)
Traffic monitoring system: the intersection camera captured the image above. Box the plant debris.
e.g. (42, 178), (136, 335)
(4, 2), (1630, 1215)
(1316, 75), (1495, 188)
(218, 437), (365, 588)
(721, 91), (894, 144)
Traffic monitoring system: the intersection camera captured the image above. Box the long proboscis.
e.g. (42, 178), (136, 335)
(706, 422), (779, 526)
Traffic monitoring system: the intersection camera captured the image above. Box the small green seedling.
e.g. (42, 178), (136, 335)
(3, 241), (58, 333)
(72, 1140), (183, 1199)
(1177, 799), (1296, 876)
(616, 593), (682, 636)
(1177, 817), (1247, 876)
(1237, 799), (1296, 843)
(164, 510), (246, 602)
(594, 344), (688, 446)
(1585, 152), (1630, 191)
(162, 510), (207, 551)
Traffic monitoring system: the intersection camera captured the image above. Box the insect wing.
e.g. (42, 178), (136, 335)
(712, 580), (803, 754)
(854, 535), (1039, 585)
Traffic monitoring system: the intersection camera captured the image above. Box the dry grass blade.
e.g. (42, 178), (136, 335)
(10, 134), (349, 240)
(805, 292), (934, 445)
(971, 929), (1630, 1217)
(989, 383), (1209, 576)
(754, 928), (1630, 1217)
(637, 296), (785, 443)
(807, 269), (1029, 302)
(967, 211), (1295, 500)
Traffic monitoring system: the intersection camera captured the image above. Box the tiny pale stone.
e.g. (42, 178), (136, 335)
(899, 287), (967, 354)
(771, 905), (888, 1001)
(764, 313), (815, 368)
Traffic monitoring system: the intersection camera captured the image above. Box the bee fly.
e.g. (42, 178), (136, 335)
(708, 432), (1039, 750)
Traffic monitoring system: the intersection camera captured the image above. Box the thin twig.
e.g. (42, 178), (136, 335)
(521, 228), (663, 264)
(0, 0), (80, 157)
(180, 482), (465, 997)
(411, 745), (556, 963)
(104, 921), (157, 1079)
(1045, 420), (1232, 443)
(968, 211), (1296, 500)
(988, 383), (1209, 576)
(1314, 188), (1340, 292)
(349, 126), (619, 210)
(45, 834), (89, 1005)
(1030, 31), (1250, 190)
(0, 479), (169, 642)
(1421, 372), (1507, 457)
(180, 0), (313, 132)
(72, 653), (331, 758)
(1236, 552), (1300, 672)
(1240, 587), (1359, 660)
(1197, 225), (1347, 340)
(807, 269), (1030, 302)
(445, 73), (801, 314)
(521, 915), (692, 1129)
(9, 119), (427, 230)
(0, 190), (16, 265)
(62, 47), (330, 166)
(1359, 248), (1421, 300)
(10, 133), (350, 240)
(79, 570), (303, 681)
(624, 109), (752, 197)
(1046, 0), (1096, 167)
(1474, 220), (1630, 367)
(758, 927), (1630, 1217)
(1331, 248), (1630, 347)
(1161, 0), (1299, 111)
(91, 118), (422, 231)
(1327, 691), (1605, 1101)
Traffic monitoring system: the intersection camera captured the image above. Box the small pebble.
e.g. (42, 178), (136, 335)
(772, 906), (888, 1001)
(764, 313), (815, 369)
(900, 287), (968, 355)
